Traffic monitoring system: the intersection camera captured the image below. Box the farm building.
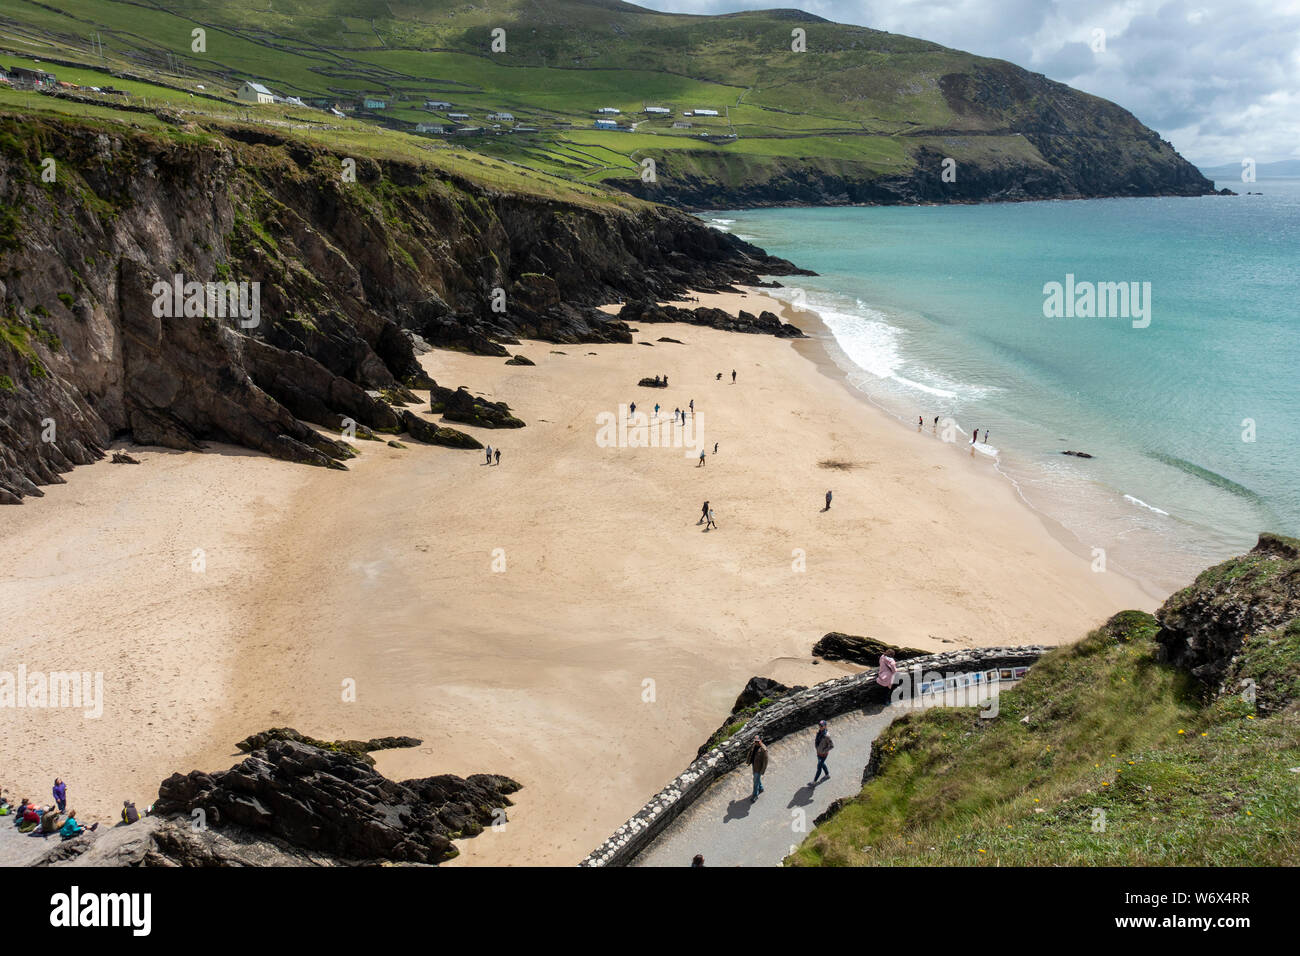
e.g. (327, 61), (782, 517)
(359, 97), (387, 110)
(596, 107), (620, 114)
(236, 81), (273, 104)
(487, 112), (514, 122)
(424, 100), (452, 108)
(446, 112), (470, 120)
(644, 106), (671, 115)
(694, 108), (720, 116)
(9, 67), (57, 89)
(415, 123), (445, 133)
(672, 121), (692, 129)
(594, 118), (618, 129)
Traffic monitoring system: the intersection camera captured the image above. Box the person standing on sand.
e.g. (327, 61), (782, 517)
(984, 429), (990, 443)
(485, 444), (493, 465)
(812, 720), (834, 785)
(700, 500), (709, 525)
(494, 448), (501, 466)
(706, 506), (717, 530)
(689, 399), (694, 416)
(654, 403), (660, 419)
(824, 490), (832, 511)
(629, 401), (636, 419)
(698, 450), (706, 467)
(732, 369), (736, 383)
(748, 736), (769, 802)
(713, 442), (718, 454)
(52, 778), (66, 813)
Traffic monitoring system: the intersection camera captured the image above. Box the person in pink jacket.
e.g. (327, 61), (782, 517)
(877, 652), (898, 689)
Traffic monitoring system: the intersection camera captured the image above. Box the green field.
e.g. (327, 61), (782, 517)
(0, 0), (1205, 204)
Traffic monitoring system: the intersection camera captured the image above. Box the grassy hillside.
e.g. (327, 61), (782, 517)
(790, 539), (1300, 867)
(0, 0), (1213, 206)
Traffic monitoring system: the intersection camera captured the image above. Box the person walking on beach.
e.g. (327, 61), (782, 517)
(747, 736), (769, 802)
(918, 415), (924, 430)
(674, 407), (681, 424)
(52, 778), (66, 813)
(812, 720), (834, 785)
(698, 450), (706, 467)
(731, 369), (736, 383)
(984, 429), (989, 444)
(689, 399), (694, 416)
(700, 500), (709, 525)
(654, 403), (660, 418)
(716, 372), (722, 381)
(824, 490), (832, 511)
(494, 448), (501, 466)
(485, 444), (493, 465)
(713, 442), (718, 454)
(706, 506), (717, 530)
(629, 401), (636, 419)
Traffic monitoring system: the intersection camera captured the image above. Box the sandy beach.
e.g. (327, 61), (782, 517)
(0, 290), (1154, 865)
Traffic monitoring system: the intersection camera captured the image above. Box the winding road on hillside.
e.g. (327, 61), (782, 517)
(633, 683), (1009, 868)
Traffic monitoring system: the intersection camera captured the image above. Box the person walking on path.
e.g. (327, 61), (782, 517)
(877, 650), (899, 689)
(52, 778), (66, 813)
(824, 490), (832, 511)
(812, 720), (834, 785)
(700, 500), (710, 525)
(705, 506), (717, 531)
(494, 448), (501, 466)
(747, 736), (769, 802)
(485, 444), (493, 465)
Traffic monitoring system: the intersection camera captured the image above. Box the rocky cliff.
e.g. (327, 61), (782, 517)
(0, 114), (805, 503)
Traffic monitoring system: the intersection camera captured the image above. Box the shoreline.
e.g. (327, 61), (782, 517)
(1, 292), (1154, 865)
(747, 290), (1172, 605)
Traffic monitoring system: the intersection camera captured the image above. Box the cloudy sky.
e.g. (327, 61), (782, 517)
(639, 0), (1300, 165)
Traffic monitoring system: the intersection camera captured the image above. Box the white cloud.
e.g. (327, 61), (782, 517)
(640, 0), (1300, 164)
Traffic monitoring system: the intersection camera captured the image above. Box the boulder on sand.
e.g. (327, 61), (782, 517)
(812, 632), (928, 666)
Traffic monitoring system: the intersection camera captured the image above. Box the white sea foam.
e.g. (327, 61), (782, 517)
(1123, 494), (1170, 516)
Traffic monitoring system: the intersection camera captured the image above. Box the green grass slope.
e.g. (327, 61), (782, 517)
(0, 0), (1214, 206)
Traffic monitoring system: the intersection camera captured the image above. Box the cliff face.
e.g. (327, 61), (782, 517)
(0, 116), (802, 502)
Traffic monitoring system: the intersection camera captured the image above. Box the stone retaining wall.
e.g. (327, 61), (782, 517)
(579, 645), (1047, 867)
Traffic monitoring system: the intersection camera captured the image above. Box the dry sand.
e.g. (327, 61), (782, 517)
(0, 290), (1154, 865)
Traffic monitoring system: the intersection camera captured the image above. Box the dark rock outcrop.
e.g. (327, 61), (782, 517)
(151, 737), (521, 865)
(696, 675), (808, 757)
(234, 727), (421, 766)
(430, 383), (525, 428)
(812, 633), (929, 666)
(504, 354), (535, 366)
(1062, 450), (1094, 458)
(619, 301), (805, 337)
(1157, 533), (1300, 690)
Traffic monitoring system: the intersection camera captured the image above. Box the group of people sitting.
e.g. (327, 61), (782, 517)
(0, 779), (148, 841)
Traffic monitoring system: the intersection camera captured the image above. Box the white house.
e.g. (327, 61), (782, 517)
(415, 123), (445, 133)
(594, 118), (618, 129)
(424, 100), (452, 109)
(596, 107), (620, 114)
(236, 81), (274, 105)
(487, 112), (514, 122)
(644, 106), (671, 115)
(694, 108), (719, 116)
(446, 112), (470, 120)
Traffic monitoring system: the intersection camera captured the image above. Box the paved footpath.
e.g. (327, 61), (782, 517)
(634, 682), (1010, 868)
(634, 703), (896, 868)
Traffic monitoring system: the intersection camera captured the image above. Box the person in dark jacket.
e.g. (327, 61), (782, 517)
(812, 719), (834, 784)
(121, 800), (142, 825)
(747, 736), (769, 802)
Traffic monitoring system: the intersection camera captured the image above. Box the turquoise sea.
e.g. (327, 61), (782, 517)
(708, 181), (1300, 595)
